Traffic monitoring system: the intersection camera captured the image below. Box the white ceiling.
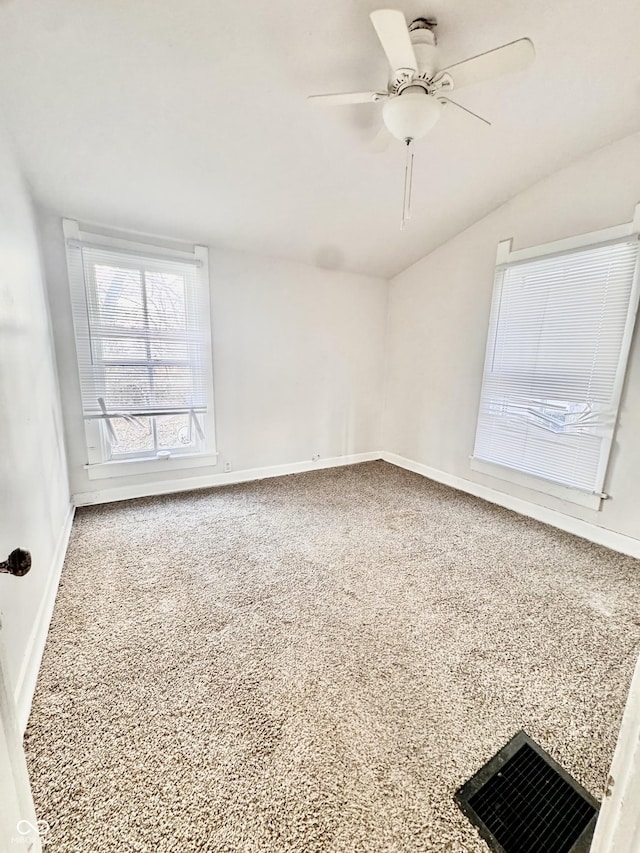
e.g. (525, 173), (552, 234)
(1, 0), (640, 278)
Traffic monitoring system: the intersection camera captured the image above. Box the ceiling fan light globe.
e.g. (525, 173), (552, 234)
(382, 92), (443, 141)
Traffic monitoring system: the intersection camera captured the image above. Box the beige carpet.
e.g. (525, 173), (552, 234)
(25, 461), (640, 852)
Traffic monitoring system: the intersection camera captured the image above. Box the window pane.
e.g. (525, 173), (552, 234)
(149, 339), (189, 362)
(110, 416), (154, 455)
(104, 366), (151, 409)
(94, 265), (144, 329)
(145, 272), (186, 332)
(156, 414), (196, 450)
(150, 366), (193, 407)
(100, 337), (147, 361)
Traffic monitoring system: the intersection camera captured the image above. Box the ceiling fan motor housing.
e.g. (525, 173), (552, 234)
(412, 27), (438, 83)
(391, 22), (439, 94)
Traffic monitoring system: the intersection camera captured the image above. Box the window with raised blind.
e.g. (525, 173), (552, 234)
(472, 231), (640, 506)
(64, 220), (215, 472)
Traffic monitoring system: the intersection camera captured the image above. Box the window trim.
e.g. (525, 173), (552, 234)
(64, 219), (218, 478)
(469, 457), (604, 510)
(471, 204), (640, 509)
(84, 452), (220, 481)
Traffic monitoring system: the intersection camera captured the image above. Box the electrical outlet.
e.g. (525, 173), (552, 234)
(224, 461), (232, 473)
(312, 454), (320, 462)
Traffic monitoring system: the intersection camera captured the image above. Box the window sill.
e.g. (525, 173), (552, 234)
(469, 457), (604, 510)
(85, 452), (219, 481)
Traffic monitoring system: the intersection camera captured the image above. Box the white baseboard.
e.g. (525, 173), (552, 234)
(381, 451), (640, 559)
(73, 452), (383, 507)
(14, 502), (75, 734)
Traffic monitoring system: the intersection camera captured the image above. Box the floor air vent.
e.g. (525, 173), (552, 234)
(455, 731), (598, 853)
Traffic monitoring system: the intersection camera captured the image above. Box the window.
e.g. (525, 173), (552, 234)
(64, 221), (216, 475)
(472, 221), (640, 508)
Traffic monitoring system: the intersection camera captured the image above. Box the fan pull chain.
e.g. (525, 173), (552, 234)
(401, 138), (414, 230)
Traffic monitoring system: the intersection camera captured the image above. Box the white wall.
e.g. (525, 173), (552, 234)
(384, 131), (640, 543)
(39, 212), (388, 502)
(0, 122), (70, 728)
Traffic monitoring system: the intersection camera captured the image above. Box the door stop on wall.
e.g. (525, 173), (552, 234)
(0, 549), (32, 577)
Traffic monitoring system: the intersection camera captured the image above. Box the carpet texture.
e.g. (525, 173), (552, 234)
(24, 461), (640, 852)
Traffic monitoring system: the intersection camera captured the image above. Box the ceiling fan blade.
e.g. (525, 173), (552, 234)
(369, 125), (393, 153)
(370, 9), (418, 74)
(308, 91), (388, 106)
(438, 38), (534, 91)
(439, 96), (492, 126)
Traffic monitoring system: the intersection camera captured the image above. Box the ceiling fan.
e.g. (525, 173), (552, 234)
(308, 9), (534, 226)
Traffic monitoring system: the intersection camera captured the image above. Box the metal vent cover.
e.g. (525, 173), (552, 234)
(455, 731), (599, 853)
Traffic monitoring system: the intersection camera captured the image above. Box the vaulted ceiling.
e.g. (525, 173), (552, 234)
(1, 0), (639, 277)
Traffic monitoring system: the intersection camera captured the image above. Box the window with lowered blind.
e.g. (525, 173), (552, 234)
(472, 227), (640, 508)
(64, 220), (215, 473)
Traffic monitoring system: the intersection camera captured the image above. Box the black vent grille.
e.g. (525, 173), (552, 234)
(456, 731), (598, 853)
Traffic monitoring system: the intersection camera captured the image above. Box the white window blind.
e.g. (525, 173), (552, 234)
(473, 238), (640, 496)
(66, 231), (214, 464)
